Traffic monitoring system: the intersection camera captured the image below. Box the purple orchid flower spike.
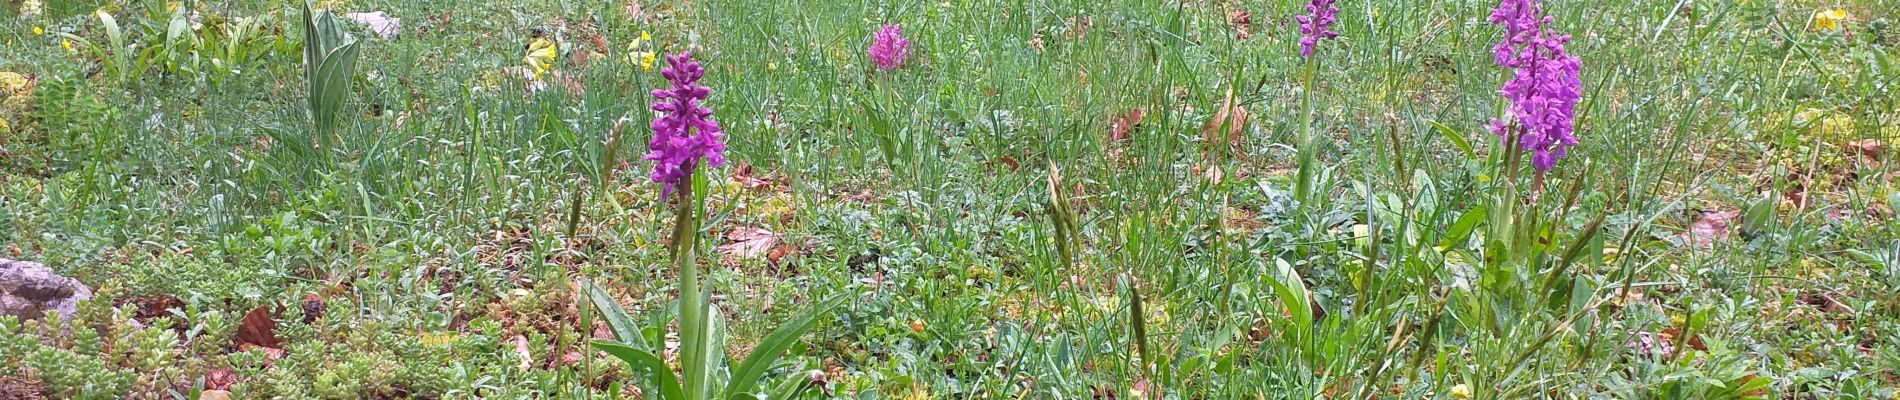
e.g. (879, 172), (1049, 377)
(646, 52), (727, 198)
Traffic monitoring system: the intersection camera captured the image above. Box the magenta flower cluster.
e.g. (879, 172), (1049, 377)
(1487, 0), (1582, 171)
(868, 23), (911, 70)
(646, 52), (726, 198)
(1295, 0), (1339, 58)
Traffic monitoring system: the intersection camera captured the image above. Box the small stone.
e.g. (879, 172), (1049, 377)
(0, 259), (93, 321)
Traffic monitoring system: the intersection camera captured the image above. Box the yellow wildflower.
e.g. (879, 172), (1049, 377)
(626, 31), (656, 71)
(1814, 9), (1847, 31)
(1449, 383), (1471, 399)
(61, 39), (75, 53)
(33, 26), (44, 36)
(524, 38), (559, 80)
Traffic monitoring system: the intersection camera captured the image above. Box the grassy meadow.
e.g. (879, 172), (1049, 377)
(2, 0), (1899, 398)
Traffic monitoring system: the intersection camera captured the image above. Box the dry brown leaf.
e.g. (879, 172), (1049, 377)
(1686, 209), (1739, 247)
(1201, 87), (1250, 152)
(732, 163), (773, 191)
(341, 12), (402, 39)
(1847, 139), (1885, 160)
(1227, 9), (1254, 40)
(205, 368), (239, 390)
(992, 155), (1020, 173)
(130, 295), (185, 323)
(1110, 108), (1145, 142)
(513, 335), (535, 371)
(235, 306), (283, 350)
(718, 227), (780, 260)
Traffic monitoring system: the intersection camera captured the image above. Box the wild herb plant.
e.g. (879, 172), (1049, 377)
(586, 53), (837, 400)
(301, 2), (360, 150)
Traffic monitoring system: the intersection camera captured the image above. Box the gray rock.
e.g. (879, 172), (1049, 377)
(0, 259), (92, 321)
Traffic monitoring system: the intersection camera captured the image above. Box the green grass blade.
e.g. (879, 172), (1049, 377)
(1431, 121), (1475, 159)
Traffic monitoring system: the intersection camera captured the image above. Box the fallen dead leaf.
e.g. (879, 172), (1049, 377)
(1227, 9), (1254, 40)
(1109, 108), (1145, 142)
(991, 155), (1020, 173)
(129, 295), (185, 324)
(718, 227), (780, 260)
(341, 12), (402, 39)
(1685, 209), (1739, 247)
(205, 368), (238, 390)
(235, 306), (283, 350)
(732, 163), (773, 191)
(1847, 139), (1885, 161)
(1201, 86), (1250, 154)
(514, 335), (534, 371)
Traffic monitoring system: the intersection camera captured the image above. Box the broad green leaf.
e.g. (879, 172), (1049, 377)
(1889, 192), (1900, 222)
(683, 302), (725, 400)
(95, 11), (123, 56)
(302, 2), (323, 84)
(585, 280), (648, 351)
(1741, 194), (1775, 237)
(312, 41), (359, 134)
(766, 371), (818, 400)
(592, 340), (684, 400)
(725, 295), (841, 400)
(166, 13), (191, 44)
(1268, 258), (1312, 338)
(1441, 206), (1487, 249)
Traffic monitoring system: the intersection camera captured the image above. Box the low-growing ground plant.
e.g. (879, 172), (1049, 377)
(1, 0), (1896, 398)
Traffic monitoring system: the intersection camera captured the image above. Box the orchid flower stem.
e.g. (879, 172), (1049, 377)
(672, 166), (710, 400)
(1296, 58), (1320, 209)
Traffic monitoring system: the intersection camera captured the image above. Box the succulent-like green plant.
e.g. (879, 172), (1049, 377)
(301, 2), (360, 148)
